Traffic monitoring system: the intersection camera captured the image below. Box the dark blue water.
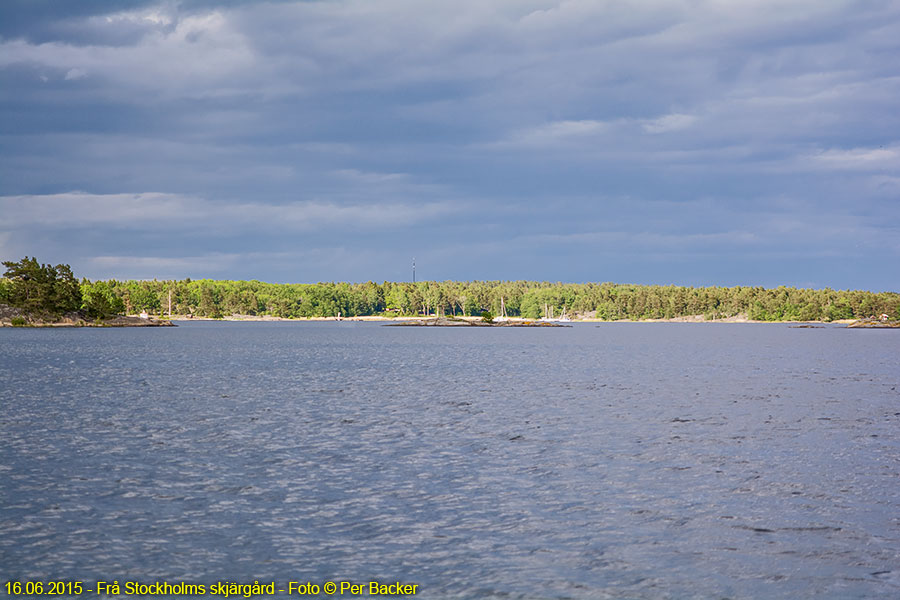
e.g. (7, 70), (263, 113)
(1, 322), (899, 599)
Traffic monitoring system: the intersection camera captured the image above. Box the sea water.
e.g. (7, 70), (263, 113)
(1, 321), (898, 598)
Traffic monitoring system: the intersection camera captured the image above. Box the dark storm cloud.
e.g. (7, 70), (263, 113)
(0, 0), (301, 44)
(0, 1), (898, 289)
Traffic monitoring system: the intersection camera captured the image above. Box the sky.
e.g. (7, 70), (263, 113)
(1, 0), (898, 290)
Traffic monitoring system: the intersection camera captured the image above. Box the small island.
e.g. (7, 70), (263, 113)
(846, 318), (900, 329)
(0, 257), (174, 327)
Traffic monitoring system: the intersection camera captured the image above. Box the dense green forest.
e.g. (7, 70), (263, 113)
(2, 257), (898, 321)
(96, 279), (897, 321)
(1, 257), (124, 318)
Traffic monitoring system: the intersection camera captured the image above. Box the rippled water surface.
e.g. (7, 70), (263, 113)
(2, 321), (899, 598)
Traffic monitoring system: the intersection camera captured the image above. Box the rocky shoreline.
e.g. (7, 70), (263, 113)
(846, 318), (900, 328)
(0, 304), (175, 327)
(386, 317), (569, 327)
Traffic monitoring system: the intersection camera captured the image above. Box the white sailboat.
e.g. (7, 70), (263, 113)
(541, 304), (571, 322)
(495, 297), (510, 322)
(540, 303), (554, 321)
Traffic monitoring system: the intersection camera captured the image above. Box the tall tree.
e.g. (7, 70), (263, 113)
(2, 256), (82, 315)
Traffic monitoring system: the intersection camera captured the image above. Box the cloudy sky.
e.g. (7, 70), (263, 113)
(1, 0), (898, 289)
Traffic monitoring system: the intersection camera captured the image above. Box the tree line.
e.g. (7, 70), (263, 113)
(1, 257), (125, 318)
(2, 257), (898, 321)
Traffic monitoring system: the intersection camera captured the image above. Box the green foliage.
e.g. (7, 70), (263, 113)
(463, 296), (478, 317)
(594, 300), (618, 321)
(4, 258), (896, 325)
(1, 256), (82, 316)
(28, 273), (898, 324)
(824, 301), (853, 322)
(10, 316), (27, 327)
(81, 281), (126, 318)
(481, 310), (494, 323)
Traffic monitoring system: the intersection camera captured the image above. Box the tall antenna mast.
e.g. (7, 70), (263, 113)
(412, 257), (416, 283)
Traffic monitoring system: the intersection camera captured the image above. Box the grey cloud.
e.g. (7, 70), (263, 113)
(0, 0), (898, 289)
(1, 193), (457, 232)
